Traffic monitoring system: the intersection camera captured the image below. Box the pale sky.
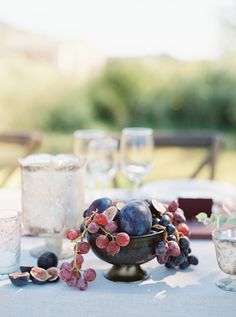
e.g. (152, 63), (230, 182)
(0, 0), (235, 60)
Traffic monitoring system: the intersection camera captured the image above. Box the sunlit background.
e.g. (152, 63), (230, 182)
(0, 0), (233, 59)
(0, 0), (236, 187)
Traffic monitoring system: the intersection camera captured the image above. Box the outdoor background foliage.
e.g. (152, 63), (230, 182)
(1, 56), (236, 134)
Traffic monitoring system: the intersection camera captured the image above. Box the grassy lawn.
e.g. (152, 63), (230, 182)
(1, 132), (236, 189)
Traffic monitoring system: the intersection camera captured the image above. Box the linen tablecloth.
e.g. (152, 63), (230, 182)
(0, 187), (235, 317)
(0, 237), (234, 317)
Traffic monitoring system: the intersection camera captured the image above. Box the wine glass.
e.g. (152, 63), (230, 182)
(88, 138), (118, 193)
(212, 226), (236, 292)
(73, 129), (106, 191)
(120, 127), (154, 196)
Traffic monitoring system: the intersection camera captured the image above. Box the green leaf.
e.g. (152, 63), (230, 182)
(196, 212), (211, 225)
(217, 214), (227, 228)
(226, 215), (236, 226)
(209, 214), (218, 223)
(196, 211), (236, 228)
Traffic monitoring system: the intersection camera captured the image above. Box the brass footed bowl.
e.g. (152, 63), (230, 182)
(87, 229), (164, 282)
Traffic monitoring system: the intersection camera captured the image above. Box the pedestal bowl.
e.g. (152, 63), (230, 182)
(87, 229), (164, 282)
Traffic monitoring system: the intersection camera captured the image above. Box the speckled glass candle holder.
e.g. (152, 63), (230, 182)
(212, 227), (236, 292)
(0, 210), (21, 280)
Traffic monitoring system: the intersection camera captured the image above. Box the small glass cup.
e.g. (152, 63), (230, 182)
(212, 226), (236, 292)
(0, 210), (21, 280)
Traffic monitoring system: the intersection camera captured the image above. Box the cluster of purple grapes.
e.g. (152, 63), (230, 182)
(59, 240), (96, 290)
(60, 207), (130, 290)
(86, 210), (130, 256)
(152, 200), (199, 269)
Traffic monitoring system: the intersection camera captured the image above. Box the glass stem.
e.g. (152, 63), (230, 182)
(44, 236), (63, 255)
(100, 179), (109, 196)
(132, 179), (141, 198)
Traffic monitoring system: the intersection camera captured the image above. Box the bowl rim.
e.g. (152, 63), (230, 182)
(88, 229), (164, 240)
(212, 226), (236, 241)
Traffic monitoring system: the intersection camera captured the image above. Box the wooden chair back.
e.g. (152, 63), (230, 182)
(0, 132), (42, 186)
(153, 132), (224, 180)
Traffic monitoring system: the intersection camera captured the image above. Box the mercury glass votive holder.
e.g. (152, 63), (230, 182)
(0, 210), (21, 280)
(212, 226), (236, 292)
(19, 154), (86, 259)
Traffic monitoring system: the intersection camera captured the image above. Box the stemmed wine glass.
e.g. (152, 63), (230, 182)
(73, 129), (106, 191)
(120, 127), (154, 196)
(88, 138), (118, 193)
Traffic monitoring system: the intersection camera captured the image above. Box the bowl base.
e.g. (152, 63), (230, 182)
(30, 245), (72, 260)
(216, 276), (236, 292)
(104, 264), (149, 282)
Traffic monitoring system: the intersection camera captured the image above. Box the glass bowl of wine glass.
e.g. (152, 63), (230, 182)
(88, 137), (118, 191)
(73, 129), (106, 191)
(120, 127), (154, 197)
(120, 128), (154, 196)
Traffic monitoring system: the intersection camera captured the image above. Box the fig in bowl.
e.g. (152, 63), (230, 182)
(116, 200), (153, 236)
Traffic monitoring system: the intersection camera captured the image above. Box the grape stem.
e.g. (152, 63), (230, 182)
(72, 243), (78, 271)
(98, 225), (115, 240)
(175, 230), (181, 243)
(71, 210), (98, 271)
(152, 224), (183, 243)
(152, 224), (167, 241)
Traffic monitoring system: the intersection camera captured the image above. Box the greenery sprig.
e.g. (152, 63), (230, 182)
(196, 204), (236, 228)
